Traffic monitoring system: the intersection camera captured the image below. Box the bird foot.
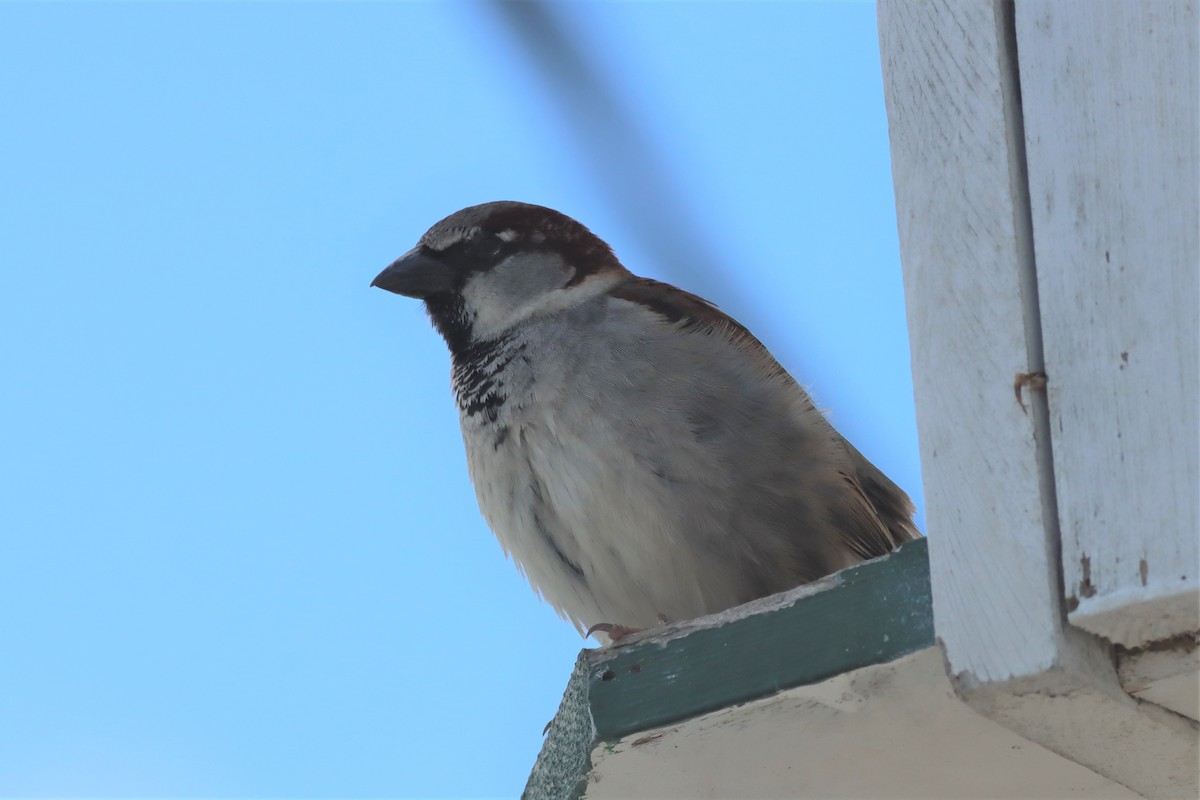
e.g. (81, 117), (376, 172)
(586, 622), (645, 644)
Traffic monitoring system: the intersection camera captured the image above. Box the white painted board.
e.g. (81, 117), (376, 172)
(877, 0), (1067, 685)
(879, 2), (1199, 790)
(1015, 0), (1200, 647)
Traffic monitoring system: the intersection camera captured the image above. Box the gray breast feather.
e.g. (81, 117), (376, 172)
(455, 292), (913, 633)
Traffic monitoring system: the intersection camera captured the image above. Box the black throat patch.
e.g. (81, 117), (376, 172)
(450, 334), (527, 424)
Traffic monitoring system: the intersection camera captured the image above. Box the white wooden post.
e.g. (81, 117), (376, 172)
(878, 0), (1198, 795)
(1015, 0), (1199, 648)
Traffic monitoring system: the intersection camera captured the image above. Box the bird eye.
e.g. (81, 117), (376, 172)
(466, 234), (504, 260)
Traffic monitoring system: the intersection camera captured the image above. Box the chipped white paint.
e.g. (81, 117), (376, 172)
(1118, 636), (1200, 722)
(879, 0), (1199, 793)
(1015, 0), (1200, 648)
(582, 649), (1155, 799)
(878, 0), (1090, 687)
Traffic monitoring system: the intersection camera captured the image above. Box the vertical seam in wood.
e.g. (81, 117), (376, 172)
(993, 0), (1069, 622)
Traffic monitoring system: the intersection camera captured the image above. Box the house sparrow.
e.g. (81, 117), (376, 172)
(372, 201), (919, 637)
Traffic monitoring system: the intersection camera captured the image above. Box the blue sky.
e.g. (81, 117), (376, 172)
(0, 2), (922, 797)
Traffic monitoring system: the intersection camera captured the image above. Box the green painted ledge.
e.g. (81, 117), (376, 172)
(522, 537), (933, 800)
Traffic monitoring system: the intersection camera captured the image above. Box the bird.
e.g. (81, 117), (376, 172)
(372, 201), (919, 640)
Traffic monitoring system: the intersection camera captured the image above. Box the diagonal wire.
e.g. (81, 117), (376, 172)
(482, 0), (748, 315)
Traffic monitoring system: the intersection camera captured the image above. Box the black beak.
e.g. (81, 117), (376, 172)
(371, 248), (454, 298)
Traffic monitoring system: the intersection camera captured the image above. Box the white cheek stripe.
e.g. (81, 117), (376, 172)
(464, 271), (625, 341)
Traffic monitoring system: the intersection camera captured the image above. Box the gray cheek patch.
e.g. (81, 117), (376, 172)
(460, 252), (577, 339)
(493, 252), (573, 297)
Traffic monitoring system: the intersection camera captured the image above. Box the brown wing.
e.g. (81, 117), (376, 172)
(610, 276), (792, 381)
(612, 275), (920, 560)
(842, 441), (922, 549)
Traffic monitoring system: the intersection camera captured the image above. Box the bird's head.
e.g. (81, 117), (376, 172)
(372, 202), (627, 354)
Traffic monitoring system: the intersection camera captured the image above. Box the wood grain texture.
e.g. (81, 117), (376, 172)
(880, 2), (1199, 793)
(877, 0), (1070, 684)
(1016, 0), (1200, 647)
